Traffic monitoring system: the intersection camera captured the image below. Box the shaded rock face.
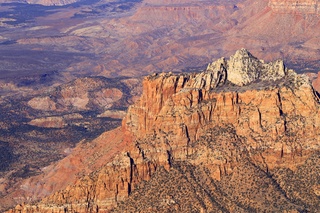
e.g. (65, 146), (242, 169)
(7, 50), (320, 212)
(311, 71), (320, 92)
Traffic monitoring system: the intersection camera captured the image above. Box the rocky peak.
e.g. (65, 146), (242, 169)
(125, 49), (318, 142)
(145, 48), (291, 93)
(206, 48), (287, 86)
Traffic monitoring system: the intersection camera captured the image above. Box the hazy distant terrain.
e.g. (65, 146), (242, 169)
(0, 0), (319, 96)
(0, 0), (142, 90)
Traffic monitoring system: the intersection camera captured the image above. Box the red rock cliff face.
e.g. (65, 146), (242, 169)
(7, 49), (320, 212)
(123, 49), (320, 175)
(125, 50), (319, 143)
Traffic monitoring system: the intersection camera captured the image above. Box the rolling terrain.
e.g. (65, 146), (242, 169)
(0, 0), (319, 88)
(0, 76), (141, 211)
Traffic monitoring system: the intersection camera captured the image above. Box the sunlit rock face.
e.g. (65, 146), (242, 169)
(7, 49), (320, 213)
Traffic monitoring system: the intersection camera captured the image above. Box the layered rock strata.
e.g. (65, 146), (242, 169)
(269, 0), (320, 14)
(8, 49), (320, 212)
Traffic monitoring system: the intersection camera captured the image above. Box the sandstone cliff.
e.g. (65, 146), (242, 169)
(7, 49), (320, 212)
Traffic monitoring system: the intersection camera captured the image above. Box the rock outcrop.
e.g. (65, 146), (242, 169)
(206, 48), (286, 86)
(269, 0), (320, 14)
(27, 77), (127, 112)
(7, 49), (320, 212)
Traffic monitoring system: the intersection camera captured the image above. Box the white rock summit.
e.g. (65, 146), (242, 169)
(206, 48), (287, 86)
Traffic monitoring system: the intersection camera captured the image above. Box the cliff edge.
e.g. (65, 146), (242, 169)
(8, 49), (320, 212)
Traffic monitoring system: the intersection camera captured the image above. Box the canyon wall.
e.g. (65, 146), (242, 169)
(269, 0), (320, 14)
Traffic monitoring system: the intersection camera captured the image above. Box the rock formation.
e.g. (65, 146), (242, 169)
(1, 0), (320, 210)
(269, 0), (320, 14)
(6, 49), (320, 212)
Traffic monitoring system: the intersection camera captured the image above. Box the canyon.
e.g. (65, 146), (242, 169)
(6, 49), (320, 212)
(0, 0), (320, 211)
(0, 76), (141, 211)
